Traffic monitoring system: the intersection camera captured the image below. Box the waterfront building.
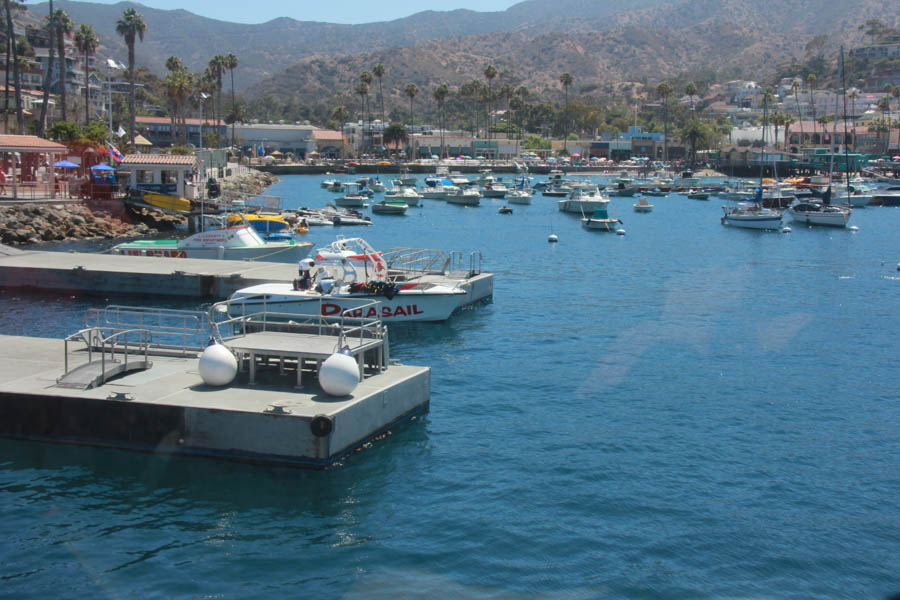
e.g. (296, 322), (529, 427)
(136, 116), (227, 149)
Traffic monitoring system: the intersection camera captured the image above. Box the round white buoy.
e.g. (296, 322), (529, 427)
(199, 343), (238, 386)
(548, 234), (558, 243)
(782, 226), (792, 233)
(616, 229), (626, 236)
(849, 225), (859, 231)
(319, 352), (359, 396)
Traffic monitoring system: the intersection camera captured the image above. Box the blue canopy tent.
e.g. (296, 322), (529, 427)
(90, 163), (116, 171)
(53, 160), (79, 168)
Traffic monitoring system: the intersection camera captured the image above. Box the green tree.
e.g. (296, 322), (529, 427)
(382, 122), (408, 156)
(432, 83), (449, 158)
(74, 24), (99, 126)
(807, 74), (817, 143)
(360, 71), (373, 152)
(116, 8), (146, 146)
(685, 81), (697, 113)
(38, 0), (55, 136)
(51, 10), (73, 122)
(656, 81), (673, 161)
(224, 52), (238, 147)
(559, 72), (573, 152)
(792, 78), (805, 148)
(207, 54), (226, 146)
(373, 63), (386, 137)
(403, 82), (418, 133)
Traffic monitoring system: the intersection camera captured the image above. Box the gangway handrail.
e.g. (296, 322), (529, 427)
(62, 327), (152, 384)
(85, 305), (211, 355)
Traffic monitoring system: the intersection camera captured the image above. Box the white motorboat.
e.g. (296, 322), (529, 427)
(581, 206), (623, 232)
(421, 185), (457, 200)
(335, 182), (368, 208)
(321, 178), (339, 188)
(721, 202), (783, 230)
(558, 186), (608, 213)
(228, 237), (491, 322)
(448, 173), (471, 186)
(320, 204), (374, 226)
(633, 196), (654, 212)
(385, 186), (421, 206)
(111, 223), (315, 262)
(506, 189), (532, 205)
(447, 187), (481, 206)
(480, 182), (508, 198)
(371, 199), (408, 215)
(786, 200), (851, 227)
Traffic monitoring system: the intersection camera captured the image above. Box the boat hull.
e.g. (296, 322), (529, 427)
(111, 240), (314, 262)
(230, 288), (467, 322)
(787, 209), (850, 227)
(722, 214), (783, 230)
(144, 192), (191, 212)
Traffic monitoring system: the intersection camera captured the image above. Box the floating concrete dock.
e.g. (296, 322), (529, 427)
(0, 244), (295, 298)
(0, 334), (430, 468)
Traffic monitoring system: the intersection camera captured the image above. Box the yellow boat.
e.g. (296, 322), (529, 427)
(227, 213), (302, 240)
(143, 191), (192, 212)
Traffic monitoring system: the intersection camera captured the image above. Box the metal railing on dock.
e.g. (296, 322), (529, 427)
(60, 327), (152, 389)
(382, 247), (482, 279)
(85, 305), (212, 356)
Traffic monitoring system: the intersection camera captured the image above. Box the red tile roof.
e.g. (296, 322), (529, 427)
(313, 130), (344, 141)
(0, 134), (67, 152)
(119, 154), (197, 166)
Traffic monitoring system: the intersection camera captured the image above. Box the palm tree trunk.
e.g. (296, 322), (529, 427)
(230, 68), (236, 147)
(128, 41), (136, 146)
(38, 0), (54, 136)
(7, 0), (23, 132)
(4, 12), (11, 134)
(83, 50), (90, 125)
(57, 30), (67, 122)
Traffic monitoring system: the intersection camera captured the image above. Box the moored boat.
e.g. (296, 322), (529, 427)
(111, 223), (314, 262)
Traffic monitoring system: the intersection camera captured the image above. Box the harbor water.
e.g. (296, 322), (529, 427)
(1, 174), (898, 598)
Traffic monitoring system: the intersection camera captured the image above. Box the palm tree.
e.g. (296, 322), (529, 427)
(207, 54), (226, 146)
(656, 80), (673, 161)
(355, 81), (368, 154)
(892, 85), (900, 155)
(403, 82), (418, 133)
(52, 10), (73, 122)
(5, 0), (25, 132)
(782, 114), (796, 149)
(37, 0), (54, 136)
(373, 63), (385, 147)
(685, 81), (697, 113)
(382, 122), (408, 156)
(559, 72), (573, 153)
(848, 87), (859, 151)
(224, 52), (238, 147)
(164, 56), (183, 144)
(483, 64), (497, 141)
(792, 78), (804, 149)
(74, 24), (99, 125)
(432, 83), (448, 158)
(807, 74), (817, 143)
(509, 95), (523, 156)
(163, 68), (191, 146)
(116, 8), (146, 147)
(876, 95), (891, 153)
(331, 105), (348, 157)
(360, 71), (373, 153)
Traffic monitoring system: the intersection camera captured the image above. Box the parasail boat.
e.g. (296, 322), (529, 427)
(228, 237), (492, 322)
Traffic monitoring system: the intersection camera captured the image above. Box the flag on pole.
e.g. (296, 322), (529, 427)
(116, 125), (126, 138)
(106, 143), (124, 162)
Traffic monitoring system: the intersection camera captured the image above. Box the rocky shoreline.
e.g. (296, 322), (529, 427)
(1, 168), (280, 246)
(0, 204), (185, 245)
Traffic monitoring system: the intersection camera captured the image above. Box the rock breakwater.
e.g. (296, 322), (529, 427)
(0, 204), (183, 245)
(219, 170), (279, 197)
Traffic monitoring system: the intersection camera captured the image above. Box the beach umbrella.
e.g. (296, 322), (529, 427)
(571, 153), (580, 158)
(91, 163), (116, 171)
(53, 160), (79, 168)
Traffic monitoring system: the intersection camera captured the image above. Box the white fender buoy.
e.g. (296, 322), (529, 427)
(849, 225), (859, 232)
(616, 228), (626, 236)
(199, 342), (237, 386)
(548, 234), (558, 243)
(782, 226), (792, 233)
(319, 352), (359, 396)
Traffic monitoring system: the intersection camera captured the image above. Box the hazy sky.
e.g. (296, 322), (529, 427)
(76, 0), (523, 24)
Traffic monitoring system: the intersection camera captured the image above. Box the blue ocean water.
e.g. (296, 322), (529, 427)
(1, 174), (899, 599)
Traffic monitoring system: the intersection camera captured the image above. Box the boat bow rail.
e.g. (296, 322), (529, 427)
(382, 247), (483, 280)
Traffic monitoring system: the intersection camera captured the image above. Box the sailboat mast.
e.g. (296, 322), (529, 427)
(840, 46), (853, 201)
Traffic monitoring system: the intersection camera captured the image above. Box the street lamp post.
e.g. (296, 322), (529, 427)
(104, 59), (126, 144)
